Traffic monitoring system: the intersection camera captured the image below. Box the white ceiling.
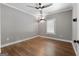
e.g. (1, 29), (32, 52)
(5, 3), (73, 17)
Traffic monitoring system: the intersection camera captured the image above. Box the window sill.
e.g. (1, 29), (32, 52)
(46, 32), (56, 35)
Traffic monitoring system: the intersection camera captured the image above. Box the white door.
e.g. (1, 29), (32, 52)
(77, 3), (79, 55)
(72, 3), (79, 55)
(73, 3), (79, 56)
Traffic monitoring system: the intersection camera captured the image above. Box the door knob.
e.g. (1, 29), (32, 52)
(74, 40), (77, 43)
(73, 18), (77, 22)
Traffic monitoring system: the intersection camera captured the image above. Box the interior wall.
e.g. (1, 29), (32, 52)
(39, 10), (72, 41)
(1, 4), (38, 46)
(0, 4), (1, 52)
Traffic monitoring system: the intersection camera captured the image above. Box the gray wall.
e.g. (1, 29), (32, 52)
(1, 4), (38, 46)
(39, 10), (72, 41)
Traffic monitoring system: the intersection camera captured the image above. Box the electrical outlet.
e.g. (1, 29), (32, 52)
(6, 38), (9, 40)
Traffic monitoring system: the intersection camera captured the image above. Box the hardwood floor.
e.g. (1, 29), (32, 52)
(1, 37), (76, 56)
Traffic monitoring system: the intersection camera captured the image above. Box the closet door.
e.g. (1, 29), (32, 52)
(73, 3), (79, 56)
(72, 3), (78, 55)
(77, 3), (79, 56)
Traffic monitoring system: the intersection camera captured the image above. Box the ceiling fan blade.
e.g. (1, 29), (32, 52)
(35, 7), (39, 9)
(42, 3), (52, 8)
(27, 5), (39, 9)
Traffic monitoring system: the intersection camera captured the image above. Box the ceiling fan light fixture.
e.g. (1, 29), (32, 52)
(27, 3), (52, 23)
(39, 8), (42, 10)
(40, 19), (45, 23)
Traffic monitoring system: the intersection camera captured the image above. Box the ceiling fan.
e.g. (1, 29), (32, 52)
(27, 3), (53, 10)
(27, 3), (52, 23)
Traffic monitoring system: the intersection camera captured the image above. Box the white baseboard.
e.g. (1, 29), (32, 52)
(1, 35), (39, 48)
(1, 35), (72, 47)
(39, 35), (72, 43)
(71, 41), (78, 56)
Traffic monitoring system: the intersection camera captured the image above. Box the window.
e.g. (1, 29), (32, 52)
(47, 19), (56, 34)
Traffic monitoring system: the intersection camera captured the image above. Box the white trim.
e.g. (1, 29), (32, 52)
(1, 3), (34, 17)
(1, 3), (72, 17)
(1, 35), (39, 48)
(71, 41), (78, 56)
(39, 35), (72, 43)
(71, 40), (79, 56)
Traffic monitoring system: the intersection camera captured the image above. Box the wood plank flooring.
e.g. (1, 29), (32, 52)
(1, 37), (76, 56)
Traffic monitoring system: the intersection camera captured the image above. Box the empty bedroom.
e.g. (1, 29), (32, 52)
(0, 3), (79, 56)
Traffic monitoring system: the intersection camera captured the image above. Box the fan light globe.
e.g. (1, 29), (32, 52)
(39, 8), (42, 10)
(40, 19), (45, 23)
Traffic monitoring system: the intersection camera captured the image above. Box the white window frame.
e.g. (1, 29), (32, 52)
(46, 18), (56, 35)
